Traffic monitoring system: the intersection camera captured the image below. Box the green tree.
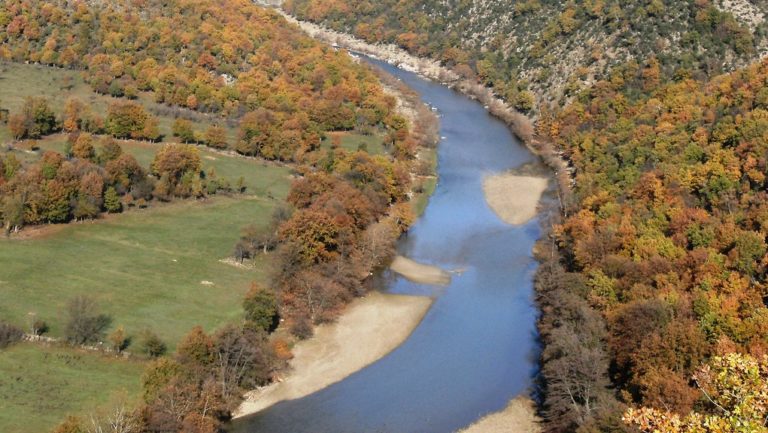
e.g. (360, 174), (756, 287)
(137, 329), (166, 358)
(243, 283), (279, 332)
(108, 325), (129, 353)
(104, 187), (122, 213)
(172, 118), (196, 143)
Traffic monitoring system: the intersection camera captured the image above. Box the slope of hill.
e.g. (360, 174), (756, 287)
(285, 0), (767, 108)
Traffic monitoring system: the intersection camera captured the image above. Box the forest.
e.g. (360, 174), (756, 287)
(534, 56), (768, 432)
(285, 0), (764, 108)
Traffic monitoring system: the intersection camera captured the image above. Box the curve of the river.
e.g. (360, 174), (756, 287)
(232, 58), (545, 433)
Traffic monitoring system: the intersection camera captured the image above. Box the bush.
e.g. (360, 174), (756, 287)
(0, 322), (24, 348)
(64, 296), (111, 345)
(138, 329), (166, 357)
(290, 316), (313, 340)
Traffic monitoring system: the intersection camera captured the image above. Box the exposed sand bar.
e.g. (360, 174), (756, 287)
(483, 174), (548, 225)
(389, 255), (451, 285)
(234, 291), (432, 417)
(458, 396), (542, 433)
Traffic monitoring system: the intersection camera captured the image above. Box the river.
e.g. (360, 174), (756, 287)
(231, 57), (546, 433)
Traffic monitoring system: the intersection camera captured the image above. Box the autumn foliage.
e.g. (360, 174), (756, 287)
(536, 57), (768, 430)
(0, 0), (397, 161)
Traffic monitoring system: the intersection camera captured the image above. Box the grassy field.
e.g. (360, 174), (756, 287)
(0, 62), (237, 143)
(0, 196), (283, 347)
(320, 131), (387, 155)
(0, 141), (291, 347)
(0, 343), (145, 433)
(0, 196), (281, 348)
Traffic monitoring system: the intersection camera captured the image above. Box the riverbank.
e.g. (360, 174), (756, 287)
(458, 396), (542, 433)
(234, 291), (432, 417)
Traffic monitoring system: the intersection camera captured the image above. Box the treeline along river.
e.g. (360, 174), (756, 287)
(231, 57), (547, 433)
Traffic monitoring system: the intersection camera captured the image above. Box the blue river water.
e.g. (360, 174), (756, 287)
(231, 57), (545, 433)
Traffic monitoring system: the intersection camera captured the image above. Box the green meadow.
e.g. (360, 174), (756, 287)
(0, 138), (292, 347)
(0, 343), (145, 433)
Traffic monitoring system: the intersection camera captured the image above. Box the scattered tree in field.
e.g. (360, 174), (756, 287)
(204, 125), (228, 149)
(137, 329), (166, 358)
(64, 296), (111, 345)
(108, 325), (129, 353)
(150, 144), (202, 183)
(176, 326), (214, 366)
(172, 118), (196, 143)
(9, 97), (58, 139)
(97, 138), (123, 164)
(106, 101), (157, 141)
(72, 133), (96, 161)
(63, 98), (85, 132)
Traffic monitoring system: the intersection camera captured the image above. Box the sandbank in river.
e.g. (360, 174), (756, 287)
(234, 291), (432, 417)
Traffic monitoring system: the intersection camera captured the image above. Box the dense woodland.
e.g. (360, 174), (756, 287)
(286, 0), (765, 108)
(533, 57), (768, 432)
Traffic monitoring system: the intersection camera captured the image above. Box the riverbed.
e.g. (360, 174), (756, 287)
(230, 57), (548, 433)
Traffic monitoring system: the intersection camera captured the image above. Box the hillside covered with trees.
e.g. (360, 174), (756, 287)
(285, 0), (767, 108)
(534, 56), (768, 432)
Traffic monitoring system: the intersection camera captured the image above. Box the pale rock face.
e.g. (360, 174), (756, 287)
(717, 0), (765, 31)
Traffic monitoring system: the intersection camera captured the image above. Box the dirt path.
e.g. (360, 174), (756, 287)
(234, 291), (432, 417)
(483, 174), (548, 225)
(458, 396), (542, 433)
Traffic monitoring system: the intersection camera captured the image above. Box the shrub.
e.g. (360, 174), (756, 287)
(0, 322), (24, 348)
(290, 316), (313, 340)
(138, 329), (166, 357)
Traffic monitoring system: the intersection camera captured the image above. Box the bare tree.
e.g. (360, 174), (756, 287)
(64, 295), (111, 345)
(86, 401), (141, 433)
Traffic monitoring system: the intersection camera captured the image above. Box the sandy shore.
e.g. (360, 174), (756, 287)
(458, 396), (542, 433)
(483, 174), (548, 225)
(389, 255), (451, 285)
(234, 291), (432, 417)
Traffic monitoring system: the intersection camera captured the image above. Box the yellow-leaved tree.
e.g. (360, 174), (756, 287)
(624, 353), (768, 433)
